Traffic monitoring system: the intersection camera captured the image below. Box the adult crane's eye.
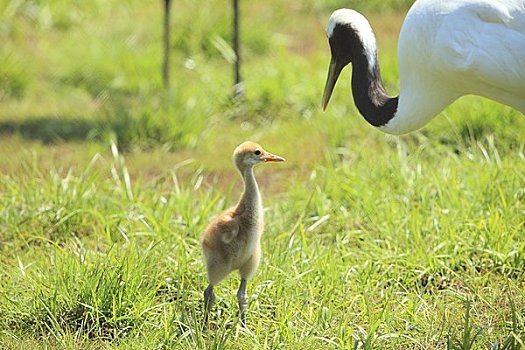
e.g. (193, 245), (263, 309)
(254, 149), (261, 155)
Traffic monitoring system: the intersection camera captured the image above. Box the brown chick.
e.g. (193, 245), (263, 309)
(201, 141), (285, 326)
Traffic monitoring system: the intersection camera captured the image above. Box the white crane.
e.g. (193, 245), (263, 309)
(321, 0), (525, 135)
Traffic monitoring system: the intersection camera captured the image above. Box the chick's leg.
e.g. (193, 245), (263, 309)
(237, 278), (248, 326)
(203, 257), (230, 324)
(204, 284), (216, 314)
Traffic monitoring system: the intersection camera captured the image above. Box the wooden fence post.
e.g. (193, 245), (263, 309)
(232, 0), (244, 97)
(163, 0), (172, 91)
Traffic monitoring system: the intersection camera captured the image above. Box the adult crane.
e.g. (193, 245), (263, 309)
(322, 0), (525, 134)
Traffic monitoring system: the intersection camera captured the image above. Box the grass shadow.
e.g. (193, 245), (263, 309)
(0, 110), (202, 150)
(0, 116), (106, 143)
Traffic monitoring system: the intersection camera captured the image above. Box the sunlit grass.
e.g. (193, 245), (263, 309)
(1, 137), (524, 348)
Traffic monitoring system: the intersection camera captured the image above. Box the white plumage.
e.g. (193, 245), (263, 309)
(322, 0), (525, 135)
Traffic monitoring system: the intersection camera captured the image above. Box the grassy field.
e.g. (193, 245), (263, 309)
(1, 0), (525, 349)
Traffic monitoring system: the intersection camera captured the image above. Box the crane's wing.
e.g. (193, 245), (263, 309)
(433, 0), (525, 108)
(215, 212), (240, 244)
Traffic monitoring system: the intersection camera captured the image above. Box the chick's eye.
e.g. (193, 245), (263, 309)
(254, 150), (261, 156)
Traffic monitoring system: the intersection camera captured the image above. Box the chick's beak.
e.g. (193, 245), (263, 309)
(261, 152), (285, 162)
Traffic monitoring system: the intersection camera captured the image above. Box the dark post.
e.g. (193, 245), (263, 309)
(232, 0), (244, 97)
(163, 0), (172, 91)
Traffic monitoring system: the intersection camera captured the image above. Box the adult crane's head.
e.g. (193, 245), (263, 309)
(322, 9), (378, 111)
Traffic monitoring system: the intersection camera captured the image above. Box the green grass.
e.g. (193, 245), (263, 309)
(1, 0), (525, 349)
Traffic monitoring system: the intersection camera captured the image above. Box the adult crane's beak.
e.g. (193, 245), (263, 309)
(321, 56), (344, 111)
(261, 152), (285, 162)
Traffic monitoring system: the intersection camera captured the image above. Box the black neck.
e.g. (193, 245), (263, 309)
(351, 53), (398, 127)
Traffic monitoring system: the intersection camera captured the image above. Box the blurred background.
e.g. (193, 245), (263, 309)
(1, 0), (523, 175)
(0, 0), (421, 172)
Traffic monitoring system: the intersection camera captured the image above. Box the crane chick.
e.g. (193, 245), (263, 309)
(201, 141), (285, 326)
